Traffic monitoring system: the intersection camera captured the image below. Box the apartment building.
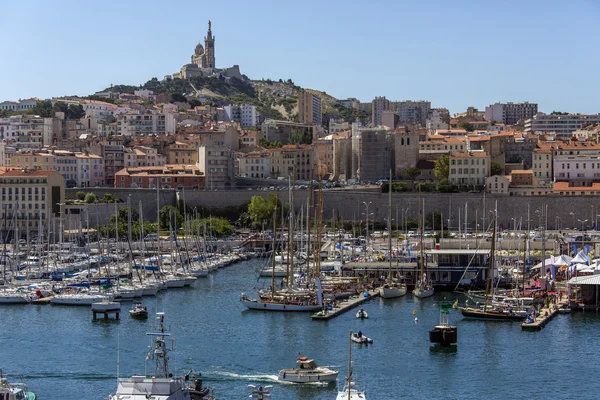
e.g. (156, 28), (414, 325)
(485, 102), (538, 125)
(448, 151), (490, 188)
(223, 104), (259, 127)
(117, 111), (176, 136)
(238, 151), (270, 178)
(0, 115), (53, 150)
(261, 120), (315, 145)
(314, 136), (334, 180)
(197, 146), (233, 189)
(0, 169), (65, 234)
(168, 141), (198, 164)
(297, 90), (322, 126)
(532, 146), (553, 185)
(553, 142), (600, 186)
(115, 164), (205, 189)
(0, 98), (40, 111)
(524, 114), (600, 137)
(371, 96), (390, 126)
(392, 100), (431, 125)
(133, 146), (166, 167)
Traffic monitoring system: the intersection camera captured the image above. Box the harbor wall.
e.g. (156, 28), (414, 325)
(67, 188), (596, 231)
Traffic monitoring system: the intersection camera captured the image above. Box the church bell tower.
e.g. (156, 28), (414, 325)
(204, 20), (215, 68)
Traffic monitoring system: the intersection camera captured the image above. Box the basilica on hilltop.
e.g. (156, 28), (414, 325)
(172, 20), (243, 80)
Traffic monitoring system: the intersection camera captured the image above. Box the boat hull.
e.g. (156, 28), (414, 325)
(460, 307), (526, 321)
(278, 370), (338, 383)
(379, 286), (407, 299)
(413, 287), (434, 298)
(241, 299), (321, 312)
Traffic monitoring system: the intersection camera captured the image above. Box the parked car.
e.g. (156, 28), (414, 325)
(144, 233), (159, 241)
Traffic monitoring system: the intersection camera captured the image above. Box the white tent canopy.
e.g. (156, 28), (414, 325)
(532, 255), (556, 271)
(571, 250), (590, 265)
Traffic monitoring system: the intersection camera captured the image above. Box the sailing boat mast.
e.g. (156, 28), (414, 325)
(347, 330), (352, 398)
(419, 184), (425, 282)
(388, 169), (393, 281)
(270, 192), (278, 297)
(484, 212), (497, 312)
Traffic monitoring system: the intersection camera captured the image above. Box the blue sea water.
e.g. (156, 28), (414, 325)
(2, 258), (598, 400)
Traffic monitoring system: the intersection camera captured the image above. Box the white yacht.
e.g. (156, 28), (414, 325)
(278, 356), (338, 383)
(51, 289), (107, 306)
(0, 370), (37, 400)
(108, 312), (192, 400)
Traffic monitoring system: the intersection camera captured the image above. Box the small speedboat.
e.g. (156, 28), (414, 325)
(356, 308), (368, 319)
(278, 356), (338, 383)
(129, 302), (148, 319)
(351, 332), (373, 344)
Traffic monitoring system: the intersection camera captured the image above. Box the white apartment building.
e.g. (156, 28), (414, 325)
(117, 111), (176, 136)
(75, 153), (105, 187)
(223, 104), (259, 127)
(426, 109), (450, 134)
(448, 151), (490, 188)
(0, 99), (40, 111)
(553, 143), (600, 186)
(238, 151), (270, 178)
(0, 116), (53, 150)
(524, 114), (600, 137)
(485, 102), (538, 125)
(53, 99), (118, 119)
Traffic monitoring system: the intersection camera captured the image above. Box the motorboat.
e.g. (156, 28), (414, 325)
(108, 312), (194, 400)
(351, 332), (373, 344)
(278, 356), (338, 383)
(0, 369), (37, 400)
(129, 302), (148, 319)
(356, 308), (368, 319)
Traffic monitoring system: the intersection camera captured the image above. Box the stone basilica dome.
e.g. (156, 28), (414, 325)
(195, 43), (204, 56)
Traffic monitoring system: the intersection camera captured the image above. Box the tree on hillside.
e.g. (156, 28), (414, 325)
(459, 121), (475, 132)
(67, 104), (86, 119)
(405, 167), (421, 181)
(170, 93), (187, 103)
(491, 161), (504, 176)
(433, 155), (450, 180)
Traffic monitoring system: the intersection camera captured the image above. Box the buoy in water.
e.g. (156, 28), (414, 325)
(413, 310), (417, 316)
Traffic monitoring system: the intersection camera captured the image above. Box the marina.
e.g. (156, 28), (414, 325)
(312, 290), (379, 320)
(3, 257), (600, 399)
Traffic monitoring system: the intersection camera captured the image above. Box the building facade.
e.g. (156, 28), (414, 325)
(297, 90), (322, 126)
(115, 164), (205, 190)
(197, 146), (233, 188)
(448, 151), (490, 188)
(485, 102), (538, 125)
(238, 151), (270, 178)
(371, 96), (390, 126)
(223, 104), (259, 127)
(0, 169), (65, 234)
(524, 114), (600, 137)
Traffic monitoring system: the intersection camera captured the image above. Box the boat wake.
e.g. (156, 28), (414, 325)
(203, 371), (279, 383)
(23, 372), (115, 381)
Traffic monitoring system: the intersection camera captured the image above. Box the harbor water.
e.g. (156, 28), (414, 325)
(2, 258), (599, 399)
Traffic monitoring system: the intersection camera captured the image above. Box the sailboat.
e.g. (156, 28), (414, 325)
(108, 312), (193, 400)
(458, 212), (527, 321)
(412, 185), (434, 298)
(240, 193), (322, 312)
(336, 331), (366, 400)
(380, 171), (407, 299)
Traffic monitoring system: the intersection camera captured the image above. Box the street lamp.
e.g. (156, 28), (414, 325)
(578, 219), (587, 233)
(555, 216), (561, 231)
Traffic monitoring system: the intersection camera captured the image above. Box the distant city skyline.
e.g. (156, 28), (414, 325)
(2, 0), (599, 115)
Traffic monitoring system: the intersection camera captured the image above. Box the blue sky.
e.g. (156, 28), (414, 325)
(2, 0), (599, 114)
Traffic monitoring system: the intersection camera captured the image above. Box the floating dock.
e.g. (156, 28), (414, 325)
(312, 290), (379, 320)
(92, 301), (121, 320)
(521, 300), (567, 331)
